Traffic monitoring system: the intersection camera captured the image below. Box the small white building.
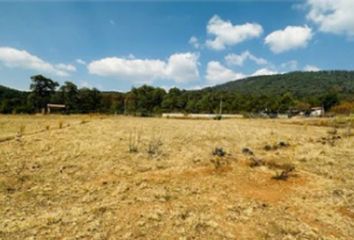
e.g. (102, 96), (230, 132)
(309, 107), (325, 117)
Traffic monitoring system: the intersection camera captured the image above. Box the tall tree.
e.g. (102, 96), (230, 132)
(78, 88), (102, 113)
(60, 81), (79, 112)
(28, 75), (59, 112)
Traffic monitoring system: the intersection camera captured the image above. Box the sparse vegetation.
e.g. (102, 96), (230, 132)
(0, 115), (353, 239)
(128, 130), (141, 153)
(58, 121), (63, 129)
(147, 134), (163, 156)
(272, 164), (296, 181)
(212, 147), (226, 157)
(242, 147), (254, 156)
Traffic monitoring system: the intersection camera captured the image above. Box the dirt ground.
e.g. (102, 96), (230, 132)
(0, 115), (353, 239)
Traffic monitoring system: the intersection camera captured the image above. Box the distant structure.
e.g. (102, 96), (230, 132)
(162, 113), (243, 119)
(309, 107), (325, 117)
(288, 106), (325, 118)
(46, 104), (66, 114)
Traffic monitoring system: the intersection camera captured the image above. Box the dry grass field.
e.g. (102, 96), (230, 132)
(0, 115), (353, 239)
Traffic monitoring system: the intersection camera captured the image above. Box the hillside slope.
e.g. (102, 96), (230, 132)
(207, 71), (354, 98)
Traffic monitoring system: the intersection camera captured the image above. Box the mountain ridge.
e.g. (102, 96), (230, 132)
(202, 70), (354, 99)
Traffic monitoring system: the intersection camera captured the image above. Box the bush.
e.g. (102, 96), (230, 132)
(212, 147), (226, 157)
(213, 115), (222, 120)
(331, 101), (354, 115)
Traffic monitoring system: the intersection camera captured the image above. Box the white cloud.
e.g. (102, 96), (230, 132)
(304, 65), (320, 72)
(206, 15), (263, 50)
(0, 46), (75, 76)
(265, 25), (313, 53)
(206, 61), (245, 84)
(55, 63), (76, 72)
(307, 0), (354, 36)
(251, 68), (278, 76)
(189, 36), (200, 49)
(225, 51), (267, 66)
(88, 52), (200, 83)
(76, 59), (86, 65)
(164, 53), (200, 83)
(205, 60), (280, 86)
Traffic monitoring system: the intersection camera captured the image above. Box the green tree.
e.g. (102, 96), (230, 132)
(126, 85), (166, 116)
(321, 92), (339, 111)
(60, 81), (79, 112)
(28, 75), (59, 112)
(78, 88), (102, 113)
(278, 92), (295, 113)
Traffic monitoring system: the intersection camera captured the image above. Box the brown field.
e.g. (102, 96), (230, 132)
(0, 115), (353, 239)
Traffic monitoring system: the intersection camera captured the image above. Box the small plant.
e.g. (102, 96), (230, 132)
(344, 121), (352, 137)
(278, 141), (289, 148)
(80, 119), (89, 124)
(242, 147), (254, 156)
(147, 135), (163, 156)
(212, 147), (226, 157)
(128, 130), (141, 153)
(16, 125), (26, 141)
(45, 125), (50, 131)
(58, 121), (63, 129)
(213, 115), (222, 120)
(264, 144), (272, 151)
(249, 157), (264, 168)
(210, 158), (222, 169)
(19, 125), (25, 135)
(272, 164), (295, 181)
(264, 141), (289, 151)
(210, 147), (229, 169)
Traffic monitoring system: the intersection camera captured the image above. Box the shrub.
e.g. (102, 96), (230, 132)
(331, 101), (354, 115)
(213, 115), (222, 120)
(147, 135), (163, 156)
(249, 157), (264, 168)
(242, 147), (254, 156)
(128, 130), (140, 153)
(272, 164), (295, 181)
(212, 147), (226, 157)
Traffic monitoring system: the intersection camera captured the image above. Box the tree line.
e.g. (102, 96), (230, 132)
(0, 74), (353, 115)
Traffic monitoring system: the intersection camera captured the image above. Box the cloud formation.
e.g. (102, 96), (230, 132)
(206, 60), (279, 85)
(225, 51), (267, 66)
(206, 61), (245, 84)
(0, 47), (75, 77)
(88, 52), (200, 83)
(206, 15), (263, 50)
(265, 25), (313, 53)
(307, 0), (354, 36)
(251, 68), (278, 76)
(189, 36), (200, 49)
(76, 59), (86, 65)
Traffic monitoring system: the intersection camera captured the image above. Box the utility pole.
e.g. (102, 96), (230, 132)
(124, 96), (127, 115)
(219, 97), (223, 115)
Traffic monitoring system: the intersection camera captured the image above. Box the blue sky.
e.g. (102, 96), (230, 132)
(0, 0), (353, 91)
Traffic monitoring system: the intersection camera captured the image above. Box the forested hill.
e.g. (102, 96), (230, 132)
(0, 85), (24, 98)
(207, 71), (354, 99)
(1, 71), (354, 114)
